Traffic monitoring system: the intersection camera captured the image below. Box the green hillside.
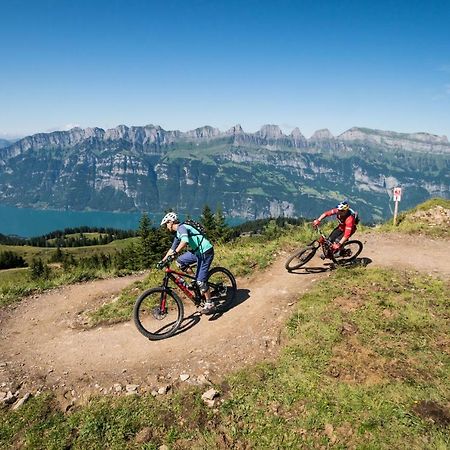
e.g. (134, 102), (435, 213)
(0, 237), (138, 265)
(1, 126), (449, 223)
(377, 197), (450, 237)
(0, 203), (448, 449)
(0, 266), (448, 449)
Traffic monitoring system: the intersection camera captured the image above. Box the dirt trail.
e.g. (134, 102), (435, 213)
(0, 232), (449, 399)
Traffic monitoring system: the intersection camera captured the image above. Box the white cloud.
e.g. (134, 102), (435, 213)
(63, 123), (81, 130)
(45, 123), (81, 133)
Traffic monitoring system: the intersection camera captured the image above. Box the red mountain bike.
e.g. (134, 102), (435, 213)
(285, 226), (363, 271)
(133, 257), (237, 340)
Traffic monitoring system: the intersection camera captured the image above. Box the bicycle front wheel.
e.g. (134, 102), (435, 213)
(207, 267), (237, 309)
(285, 246), (317, 271)
(133, 287), (184, 340)
(331, 240), (363, 264)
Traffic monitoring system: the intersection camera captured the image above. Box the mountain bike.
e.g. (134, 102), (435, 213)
(285, 226), (363, 271)
(133, 257), (237, 340)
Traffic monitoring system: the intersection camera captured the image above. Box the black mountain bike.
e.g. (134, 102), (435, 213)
(133, 257), (237, 340)
(285, 226), (363, 271)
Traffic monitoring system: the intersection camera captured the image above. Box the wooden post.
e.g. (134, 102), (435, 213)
(393, 198), (399, 226)
(392, 187), (402, 226)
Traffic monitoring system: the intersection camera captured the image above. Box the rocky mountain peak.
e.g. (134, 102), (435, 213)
(257, 124), (283, 139)
(185, 126), (221, 139)
(226, 124), (244, 135)
(310, 129), (334, 141)
(290, 127), (304, 139)
(104, 125), (130, 140)
(338, 127), (450, 153)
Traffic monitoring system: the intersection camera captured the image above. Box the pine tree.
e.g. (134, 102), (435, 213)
(30, 257), (51, 280)
(214, 205), (231, 243)
(51, 246), (64, 263)
(138, 213), (153, 269)
(200, 204), (216, 240)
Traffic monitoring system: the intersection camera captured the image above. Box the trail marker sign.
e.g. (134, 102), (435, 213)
(393, 187), (402, 202)
(392, 187), (402, 225)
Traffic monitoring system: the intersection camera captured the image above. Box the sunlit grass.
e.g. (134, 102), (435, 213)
(376, 197), (450, 237)
(1, 267), (448, 449)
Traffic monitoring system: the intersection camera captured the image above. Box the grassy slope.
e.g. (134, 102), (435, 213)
(0, 238), (139, 307)
(0, 267), (448, 449)
(1, 201), (449, 448)
(377, 198), (450, 237)
(0, 237), (138, 265)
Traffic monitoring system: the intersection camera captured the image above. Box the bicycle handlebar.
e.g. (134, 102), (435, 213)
(156, 252), (178, 269)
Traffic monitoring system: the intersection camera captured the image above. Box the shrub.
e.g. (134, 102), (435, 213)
(0, 251), (27, 270)
(29, 258), (51, 280)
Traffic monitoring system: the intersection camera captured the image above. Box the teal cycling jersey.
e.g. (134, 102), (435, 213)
(171, 224), (213, 255)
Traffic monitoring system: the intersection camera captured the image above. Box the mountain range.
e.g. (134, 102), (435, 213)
(0, 138), (12, 149)
(0, 124), (449, 223)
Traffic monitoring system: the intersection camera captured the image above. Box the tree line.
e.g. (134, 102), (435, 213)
(0, 205), (304, 273)
(0, 226), (137, 247)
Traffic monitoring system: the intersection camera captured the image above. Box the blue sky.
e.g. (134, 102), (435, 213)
(1, 0), (449, 139)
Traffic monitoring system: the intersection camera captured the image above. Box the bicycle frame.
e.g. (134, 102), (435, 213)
(314, 226), (355, 260)
(161, 266), (203, 305)
(313, 227), (333, 259)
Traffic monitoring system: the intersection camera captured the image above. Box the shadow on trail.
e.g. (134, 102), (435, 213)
(340, 257), (373, 268)
(208, 288), (251, 321)
(174, 313), (201, 336)
(288, 257), (373, 275)
(171, 288), (251, 335)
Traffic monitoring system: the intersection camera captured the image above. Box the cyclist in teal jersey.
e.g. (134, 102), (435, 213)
(160, 212), (215, 314)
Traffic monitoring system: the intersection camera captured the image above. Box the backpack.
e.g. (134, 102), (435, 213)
(182, 219), (208, 237)
(350, 208), (360, 225)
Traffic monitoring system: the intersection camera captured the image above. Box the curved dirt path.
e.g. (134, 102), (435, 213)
(0, 232), (449, 401)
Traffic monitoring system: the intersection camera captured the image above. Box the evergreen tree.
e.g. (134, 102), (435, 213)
(0, 251), (27, 269)
(30, 257), (51, 280)
(138, 214), (154, 268)
(50, 246), (64, 263)
(200, 204), (216, 239)
(214, 205), (231, 243)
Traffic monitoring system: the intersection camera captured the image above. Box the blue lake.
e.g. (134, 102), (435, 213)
(0, 205), (245, 238)
(0, 205), (153, 237)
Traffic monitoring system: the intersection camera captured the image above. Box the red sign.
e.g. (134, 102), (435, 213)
(393, 187), (402, 201)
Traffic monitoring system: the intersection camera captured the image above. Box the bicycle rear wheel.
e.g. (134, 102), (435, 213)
(207, 267), (237, 310)
(285, 246), (317, 271)
(133, 287), (184, 340)
(331, 240), (363, 264)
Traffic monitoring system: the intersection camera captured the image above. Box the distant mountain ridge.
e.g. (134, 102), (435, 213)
(0, 124), (449, 222)
(3, 124), (449, 156)
(0, 138), (11, 149)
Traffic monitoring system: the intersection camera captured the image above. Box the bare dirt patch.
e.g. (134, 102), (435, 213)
(328, 335), (386, 385)
(409, 205), (450, 227)
(412, 400), (450, 427)
(0, 233), (449, 405)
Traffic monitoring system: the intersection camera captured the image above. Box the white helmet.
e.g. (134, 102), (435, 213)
(160, 212), (178, 226)
(336, 200), (350, 211)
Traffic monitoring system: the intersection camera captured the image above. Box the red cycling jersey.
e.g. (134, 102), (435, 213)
(323, 208), (357, 239)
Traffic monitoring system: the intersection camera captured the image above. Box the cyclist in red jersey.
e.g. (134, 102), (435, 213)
(312, 201), (358, 255)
